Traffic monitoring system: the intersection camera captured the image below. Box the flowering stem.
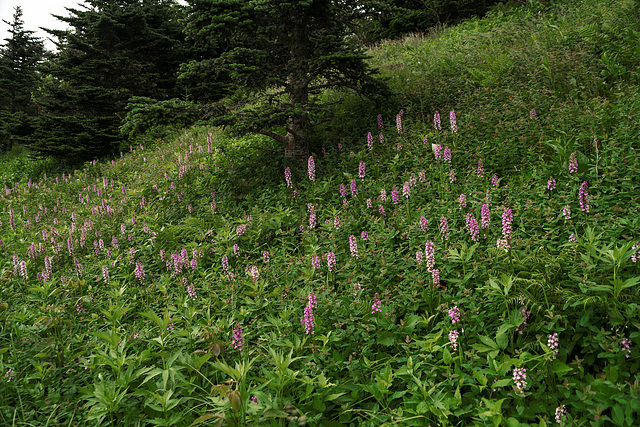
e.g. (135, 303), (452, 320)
(456, 333), (463, 372)
(508, 246), (515, 276)
(438, 163), (445, 200)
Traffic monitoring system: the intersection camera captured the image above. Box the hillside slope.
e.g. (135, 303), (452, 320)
(1, 0), (640, 425)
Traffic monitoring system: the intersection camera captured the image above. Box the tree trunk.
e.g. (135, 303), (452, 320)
(283, 112), (309, 160)
(283, 23), (311, 161)
(257, 23), (312, 161)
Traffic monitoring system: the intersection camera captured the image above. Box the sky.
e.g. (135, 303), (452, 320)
(0, 0), (84, 50)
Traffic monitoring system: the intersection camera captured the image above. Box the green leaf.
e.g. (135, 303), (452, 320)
(507, 417), (522, 427)
(612, 404), (625, 426)
(313, 397), (326, 412)
(493, 378), (512, 388)
(471, 343), (497, 354)
(190, 413), (224, 426)
(606, 364), (619, 383)
(549, 361), (572, 378)
(478, 335), (499, 350)
(325, 393), (346, 401)
(261, 409), (289, 419)
(496, 329), (509, 350)
(443, 348), (452, 364)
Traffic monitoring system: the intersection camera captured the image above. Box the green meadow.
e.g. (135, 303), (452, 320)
(1, 0), (640, 425)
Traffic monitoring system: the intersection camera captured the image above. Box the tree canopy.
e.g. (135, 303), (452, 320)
(182, 0), (387, 160)
(0, 0), (513, 163)
(0, 6), (46, 152)
(30, 0), (190, 161)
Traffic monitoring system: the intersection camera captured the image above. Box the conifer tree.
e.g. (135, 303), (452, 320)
(0, 6), (46, 152)
(31, 0), (189, 161)
(183, 0), (385, 160)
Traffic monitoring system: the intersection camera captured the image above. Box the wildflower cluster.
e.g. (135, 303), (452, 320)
(327, 252), (336, 273)
(402, 182), (410, 199)
(443, 147), (452, 164)
(448, 306), (460, 324)
(311, 254), (320, 269)
(512, 367), (527, 395)
(371, 293), (382, 314)
(555, 405), (567, 424)
(432, 269), (440, 286)
(187, 284), (197, 300)
(579, 181), (589, 212)
(440, 216), (450, 240)
(457, 194), (467, 209)
(497, 208), (513, 252)
(232, 326), (244, 351)
(481, 204), (490, 230)
(349, 235), (358, 258)
(308, 204), (316, 229)
(301, 291), (316, 335)
(284, 167), (292, 188)
(568, 153), (578, 174)
(308, 156), (315, 181)
(449, 330), (459, 351)
(621, 338), (631, 359)
(424, 240), (435, 272)
(547, 333), (559, 360)
(450, 110), (457, 133)
(466, 213), (479, 242)
(433, 144), (442, 160)
(350, 179), (358, 197)
(352, 283), (362, 296)
(391, 186), (400, 205)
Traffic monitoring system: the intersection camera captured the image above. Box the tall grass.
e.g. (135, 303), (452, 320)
(368, 0), (640, 172)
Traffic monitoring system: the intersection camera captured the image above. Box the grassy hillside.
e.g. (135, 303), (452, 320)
(1, 0), (640, 425)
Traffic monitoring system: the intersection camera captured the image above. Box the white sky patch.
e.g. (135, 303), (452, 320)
(0, 0), (82, 50)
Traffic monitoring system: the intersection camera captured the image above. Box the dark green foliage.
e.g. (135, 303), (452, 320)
(120, 97), (206, 142)
(182, 0), (387, 160)
(30, 0), (190, 162)
(0, 6), (46, 152)
(357, 0), (509, 44)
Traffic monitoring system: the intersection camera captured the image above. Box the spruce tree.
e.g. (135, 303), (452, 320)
(183, 0), (385, 160)
(31, 0), (189, 161)
(0, 6), (46, 152)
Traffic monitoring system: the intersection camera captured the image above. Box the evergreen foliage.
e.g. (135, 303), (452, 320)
(359, 0), (509, 43)
(30, 0), (190, 162)
(0, 6), (46, 152)
(182, 0), (387, 160)
(120, 96), (204, 142)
